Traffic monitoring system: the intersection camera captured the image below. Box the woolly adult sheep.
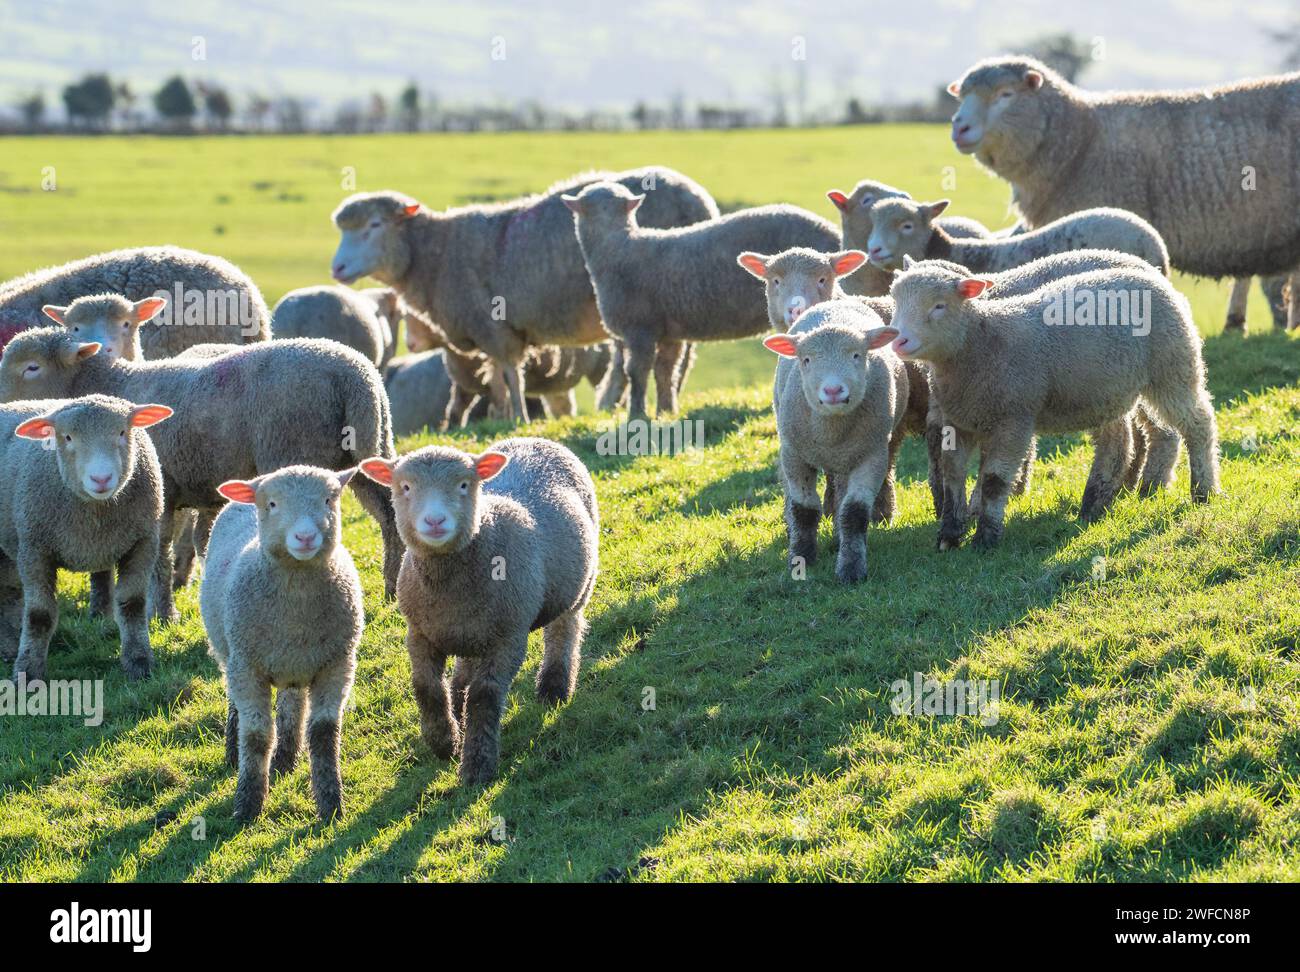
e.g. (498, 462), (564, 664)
(0, 246), (270, 357)
(271, 284), (395, 368)
(330, 166), (719, 421)
(865, 199), (1170, 276)
(0, 394), (171, 681)
(947, 57), (1300, 327)
(887, 260), (1219, 550)
(763, 300), (906, 583)
(0, 329), (401, 621)
(385, 350), (456, 438)
(201, 465), (364, 822)
(358, 437), (598, 786)
(826, 179), (996, 297)
(564, 181), (840, 420)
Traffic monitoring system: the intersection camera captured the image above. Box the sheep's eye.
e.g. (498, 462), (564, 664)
(72, 326), (80, 333)
(267, 500), (276, 510)
(853, 352), (862, 361)
(801, 357), (811, 366)
(369, 219), (381, 229)
(64, 434), (72, 443)
(861, 196), (873, 207)
(23, 363), (40, 375)
(818, 277), (827, 285)
(121, 322), (129, 329)
(901, 223), (914, 233)
(401, 482), (410, 494)
(458, 480), (469, 494)
(933, 303), (946, 313)
(119, 429), (127, 440)
(1000, 89), (1014, 99)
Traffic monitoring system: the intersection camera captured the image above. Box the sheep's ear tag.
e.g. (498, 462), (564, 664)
(763, 334), (799, 358)
(359, 457), (395, 486)
(41, 304), (67, 324)
(129, 404), (173, 428)
(947, 81), (962, 97)
(867, 327), (899, 351)
(736, 253), (769, 279)
(832, 251), (868, 276)
(957, 278), (994, 299)
(401, 203), (421, 218)
(475, 452), (509, 481)
(826, 190), (849, 212)
(1024, 71), (1043, 91)
(133, 297), (167, 322)
(14, 417), (55, 440)
(218, 480), (258, 504)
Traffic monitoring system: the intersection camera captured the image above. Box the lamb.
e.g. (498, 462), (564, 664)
(358, 437), (598, 786)
(948, 57), (1300, 328)
(563, 181), (840, 419)
(0, 394), (171, 681)
(0, 329), (402, 621)
(270, 284), (396, 368)
(887, 259), (1220, 550)
(40, 293), (167, 362)
(762, 300), (906, 583)
(866, 199), (1170, 277)
(385, 351), (456, 438)
(0, 246), (270, 357)
(330, 166), (719, 420)
(201, 465), (364, 822)
(826, 179), (996, 297)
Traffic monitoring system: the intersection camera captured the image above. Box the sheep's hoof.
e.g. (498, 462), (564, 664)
(269, 749), (299, 779)
(835, 559), (868, 584)
(315, 799), (344, 822)
(971, 524), (1003, 550)
(535, 679), (573, 708)
(120, 654), (153, 682)
(421, 725), (459, 761)
(1224, 314), (1246, 332)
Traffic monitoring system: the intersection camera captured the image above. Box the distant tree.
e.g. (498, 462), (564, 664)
(114, 81), (136, 128)
(274, 96), (306, 133)
(199, 83), (233, 130)
(631, 101), (649, 130)
(154, 76), (197, 127)
(1268, 19), (1300, 69)
(245, 94), (272, 132)
(843, 97), (869, 125)
(398, 82), (420, 131)
(62, 73), (116, 129)
(17, 91), (45, 130)
(1022, 33), (1095, 84)
(366, 92), (388, 132)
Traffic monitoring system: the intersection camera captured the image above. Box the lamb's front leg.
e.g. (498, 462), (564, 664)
(460, 646), (522, 787)
(937, 427), (975, 550)
(229, 670), (273, 822)
(147, 495), (181, 624)
(88, 570), (115, 618)
(307, 655), (355, 821)
(835, 455), (888, 584)
(14, 554), (58, 683)
(407, 628), (459, 759)
(971, 423), (1036, 550)
(780, 445), (821, 572)
(115, 534), (158, 680)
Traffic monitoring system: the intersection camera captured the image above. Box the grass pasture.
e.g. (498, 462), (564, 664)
(0, 129), (1299, 882)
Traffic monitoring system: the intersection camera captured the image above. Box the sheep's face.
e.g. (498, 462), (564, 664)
(561, 182), (643, 231)
(948, 59), (1050, 164)
(0, 328), (100, 403)
(826, 180), (908, 250)
(888, 263), (994, 362)
(331, 192), (421, 285)
(866, 199), (949, 271)
(14, 395), (171, 503)
(42, 294), (166, 362)
(737, 248), (868, 329)
(359, 447), (509, 554)
(764, 306), (898, 416)
(218, 466), (353, 564)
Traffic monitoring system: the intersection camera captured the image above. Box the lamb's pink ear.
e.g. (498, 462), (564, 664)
(129, 404), (172, 428)
(736, 252), (770, 279)
(947, 81), (962, 97)
(625, 194), (644, 214)
(866, 327), (899, 351)
(926, 200), (951, 219)
(831, 251), (868, 276)
(763, 334), (798, 358)
(1024, 70), (1043, 91)
(358, 457), (395, 486)
(41, 304), (68, 324)
(59, 341), (101, 366)
(561, 194), (582, 214)
(218, 480), (258, 504)
(475, 451), (509, 481)
(401, 202), (421, 218)
(956, 278), (995, 299)
(14, 416), (55, 440)
(133, 297), (167, 322)
(826, 190), (849, 212)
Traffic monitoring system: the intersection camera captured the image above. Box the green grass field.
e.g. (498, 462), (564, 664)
(1, 129), (1299, 882)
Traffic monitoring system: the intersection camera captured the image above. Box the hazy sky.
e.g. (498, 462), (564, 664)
(1, 0), (1294, 115)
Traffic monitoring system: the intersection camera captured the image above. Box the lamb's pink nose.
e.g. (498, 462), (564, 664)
(953, 123), (972, 139)
(332, 263), (346, 277)
(787, 306), (804, 321)
(294, 531), (317, 544)
(90, 474), (113, 488)
(822, 384), (846, 402)
(423, 515), (445, 528)
(869, 246), (883, 257)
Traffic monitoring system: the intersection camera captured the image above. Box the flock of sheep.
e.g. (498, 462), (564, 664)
(0, 56), (1296, 821)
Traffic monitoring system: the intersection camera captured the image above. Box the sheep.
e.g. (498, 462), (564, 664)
(270, 284), (396, 368)
(887, 259), (1219, 550)
(865, 199), (1170, 277)
(40, 293), (166, 362)
(826, 179), (996, 297)
(359, 287), (400, 363)
(1225, 274), (1296, 331)
(762, 300), (906, 582)
(0, 246), (270, 357)
(0, 394), (171, 681)
(948, 57), (1300, 328)
(330, 166), (719, 420)
(563, 181), (841, 420)
(201, 465), (364, 822)
(358, 437), (598, 786)
(385, 351), (456, 438)
(0, 328), (402, 622)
